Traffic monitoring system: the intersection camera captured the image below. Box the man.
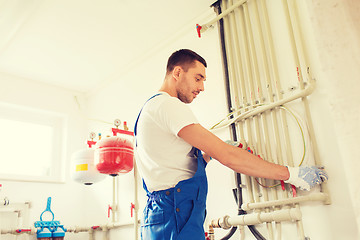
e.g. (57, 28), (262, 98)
(134, 49), (328, 240)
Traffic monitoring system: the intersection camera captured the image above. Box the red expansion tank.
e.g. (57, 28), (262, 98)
(94, 129), (134, 176)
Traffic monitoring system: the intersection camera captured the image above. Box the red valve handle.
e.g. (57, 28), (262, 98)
(196, 24), (202, 38)
(131, 203), (135, 218)
(108, 205), (112, 218)
(87, 140), (96, 148)
(112, 128), (134, 136)
(16, 229), (31, 233)
(281, 180), (285, 191)
(291, 185), (297, 197)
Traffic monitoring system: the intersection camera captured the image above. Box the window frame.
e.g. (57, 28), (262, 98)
(0, 102), (67, 183)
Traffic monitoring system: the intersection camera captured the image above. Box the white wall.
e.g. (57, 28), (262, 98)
(0, 72), (90, 240)
(306, 0), (360, 233)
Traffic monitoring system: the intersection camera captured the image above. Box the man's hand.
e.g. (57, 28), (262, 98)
(285, 166), (328, 191)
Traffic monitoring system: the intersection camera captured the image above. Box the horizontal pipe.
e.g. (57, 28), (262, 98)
(0, 207), (16, 213)
(242, 192), (329, 211)
(211, 208), (302, 229)
(200, 0), (247, 33)
(211, 78), (316, 130)
(0, 221), (138, 235)
(66, 221), (137, 233)
(0, 228), (37, 235)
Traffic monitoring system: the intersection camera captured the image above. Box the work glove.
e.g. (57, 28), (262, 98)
(225, 140), (241, 147)
(285, 166), (328, 191)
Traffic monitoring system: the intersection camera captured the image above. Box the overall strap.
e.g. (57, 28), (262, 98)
(134, 93), (162, 139)
(134, 93), (162, 193)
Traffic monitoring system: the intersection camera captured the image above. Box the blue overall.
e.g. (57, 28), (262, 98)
(134, 94), (208, 240)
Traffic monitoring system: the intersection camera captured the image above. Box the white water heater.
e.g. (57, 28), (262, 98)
(71, 147), (106, 185)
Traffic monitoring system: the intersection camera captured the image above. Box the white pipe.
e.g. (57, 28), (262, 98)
(0, 207), (16, 213)
(0, 222), (137, 236)
(211, 78), (316, 130)
(284, 0), (331, 204)
(88, 228), (95, 240)
(229, 0), (263, 207)
(239, 225), (245, 240)
(66, 222), (136, 233)
(241, 3), (278, 238)
(200, 0), (248, 33)
(133, 159), (139, 240)
(211, 208), (301, 228)
(242, 193), (328, 211)
(0, 228), (36, 235)
(112, 176), (117, 222)
(235, 3), (275, 238)
(102, 225), (108, 240)
(221, 0), (255, 205)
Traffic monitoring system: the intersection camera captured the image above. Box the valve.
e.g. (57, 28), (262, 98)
(16, 229), (31, 233)
(108, 205), (112, 218)
(281, 180), (285, 191)
(87, 132), (97, 148)
(130, 203), (135, 217)
(196, 24), (202, 38)
(292, 185), (297, 197)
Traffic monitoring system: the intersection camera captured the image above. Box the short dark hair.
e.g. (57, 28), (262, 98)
(166, 49), (207, 75)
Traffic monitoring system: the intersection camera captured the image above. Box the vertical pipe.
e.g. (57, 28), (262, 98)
(239, 3), (275, 239)
(112, 177), (116, 223)
(255, 1), (303, 239)
(283, 0), (330, 204)
(259, 0), (308, 239)
(134, 160), (139, 240)
(227, 0), (261, 207)
(253, 3), (285, 222)
(257, 0), (294, 202)
(254, 0), (283, 206)
(221, 0), (254, 204)
(89, 229), (94, 240)
(250, 0), (276, 195)
(258, 0), (296, 170)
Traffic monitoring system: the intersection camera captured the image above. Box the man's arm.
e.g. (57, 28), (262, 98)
(178, 123), (290, 181)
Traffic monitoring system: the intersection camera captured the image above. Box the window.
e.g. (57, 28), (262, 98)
(0, 102), (66, 183)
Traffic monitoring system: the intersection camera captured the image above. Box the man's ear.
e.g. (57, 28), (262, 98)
(172, 66), (182, 80)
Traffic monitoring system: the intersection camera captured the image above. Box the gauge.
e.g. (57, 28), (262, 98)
(114, 119), (121, 127)
(89, 132), (96, 139)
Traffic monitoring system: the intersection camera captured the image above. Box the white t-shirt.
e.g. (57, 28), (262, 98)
(135, 92), (199, 192)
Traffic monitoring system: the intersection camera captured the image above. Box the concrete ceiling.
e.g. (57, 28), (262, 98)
(0, 0), (216, 93)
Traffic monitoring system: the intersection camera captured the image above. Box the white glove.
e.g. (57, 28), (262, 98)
(225, 140), (241, 147)
(285, 166), (328, 191)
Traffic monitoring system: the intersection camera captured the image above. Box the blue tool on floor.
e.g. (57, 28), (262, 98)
(34, 197), (66, 240)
